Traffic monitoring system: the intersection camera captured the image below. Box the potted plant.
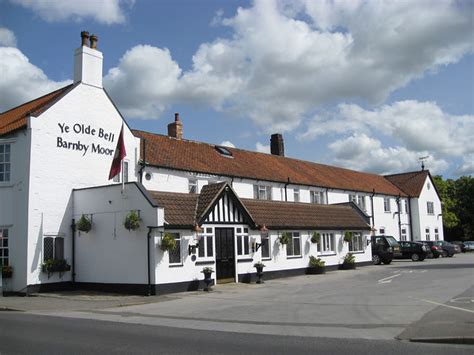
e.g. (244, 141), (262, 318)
(2, 265), (12, 278)
(201, 267), (214, 291)
(308, 256), (325, 274)
(311, 232), (320, 244)
(253, 261), (266, 284)
(124, 211), (140, 231)
(41, 259), (71, 277)
(279, 232), (290, 245)
(343, 231), (353, 243)
(76, 214), (92, 233)
(160, 233), (177, 252)
(341, 253), (356, 270)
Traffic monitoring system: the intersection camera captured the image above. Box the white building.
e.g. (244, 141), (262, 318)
(0, 33), (442, 295)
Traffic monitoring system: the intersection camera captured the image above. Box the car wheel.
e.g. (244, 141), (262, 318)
(411, 253), (420, 261)
(419, 257), (425, 261)
(372, 255), (381, 265)
(433, 254), (439, 259)
(442, 250), (448, 257)
(382, 259), (392, 265)
(448, 253), (454, 257)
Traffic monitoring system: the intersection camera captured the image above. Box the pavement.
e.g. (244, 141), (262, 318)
(1, 253), (473, 345)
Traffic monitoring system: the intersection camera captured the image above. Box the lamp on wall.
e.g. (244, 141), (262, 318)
(189, 225), (202, 255)
(254, 224), (269, 252)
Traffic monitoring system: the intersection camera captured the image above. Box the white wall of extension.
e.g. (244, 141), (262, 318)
(73, 183), (163, 285)
(26, 83), (140, 287)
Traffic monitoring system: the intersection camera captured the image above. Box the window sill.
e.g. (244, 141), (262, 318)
(237, 258), (253, 263)
(169, 263), (183, 268)
(195, 260), (215, 266)
(262, 257), (272, 261)
(348, 251), (365, 254)
(319, 253), (336, 257)
(286, 255), (302, 259)
(0, 183), (14, 188)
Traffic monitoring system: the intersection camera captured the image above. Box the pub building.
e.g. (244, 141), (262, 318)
(0, 33), (443, 295)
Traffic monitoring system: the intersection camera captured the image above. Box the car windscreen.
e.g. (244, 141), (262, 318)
(385, 236), (400, 247)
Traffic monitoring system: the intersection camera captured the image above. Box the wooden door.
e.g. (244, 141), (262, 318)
(215, 228), (235, 282)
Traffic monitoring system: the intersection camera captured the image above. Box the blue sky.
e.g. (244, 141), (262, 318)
(1, 0), (473, 178)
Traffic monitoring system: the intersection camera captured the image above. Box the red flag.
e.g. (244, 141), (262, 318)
(108, 123), (127, 180)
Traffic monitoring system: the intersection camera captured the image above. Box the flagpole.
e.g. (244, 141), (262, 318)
(121, 159), (124, 194)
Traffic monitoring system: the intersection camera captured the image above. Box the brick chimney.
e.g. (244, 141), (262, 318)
(168, 113), (183, 139)
(270, 133), (284, 156)
(74, 31), (103, 88)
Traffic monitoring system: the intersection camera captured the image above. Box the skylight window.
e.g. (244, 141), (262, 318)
(215, 146), (233, 157)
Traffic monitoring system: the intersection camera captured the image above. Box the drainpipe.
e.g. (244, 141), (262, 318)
(370, 189), (376, 230)
(138, 139), (147, 183)
(146, 227), (152, 296)
(284, 177), (290, 201)
(408, 196), (413, 241)
(71, 219), (76, 284)
(396, 194), (402, 240)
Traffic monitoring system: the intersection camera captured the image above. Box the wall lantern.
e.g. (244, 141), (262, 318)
(189, 225), (202, 255)
(254, 224), (269, 252)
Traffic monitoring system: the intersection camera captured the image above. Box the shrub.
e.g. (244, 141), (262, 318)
(343, 253), (356, 264)
(254, 261), (266, 268)
(202, 267), (214, 274)
(309, 256), (325, 268)
(76, 214), (92, 233)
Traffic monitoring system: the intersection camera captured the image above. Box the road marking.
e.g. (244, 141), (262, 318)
(378, 273), (401, 284)
(413, 297), (474, 314)
(450, 297), (474, 304)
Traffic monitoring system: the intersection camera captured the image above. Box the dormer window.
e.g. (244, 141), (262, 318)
(215, 146), (233, 157)
(188, 178), (197, 193)
(254, 184), (272, 200)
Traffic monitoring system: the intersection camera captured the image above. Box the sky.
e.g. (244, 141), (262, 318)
(0, 0), (473, 178)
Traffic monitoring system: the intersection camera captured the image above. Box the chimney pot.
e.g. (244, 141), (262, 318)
(168, 113), (183, 139)
(270, 133), (285, 156)
(90, 34), (98, 49)
(81, 31), (90, 47)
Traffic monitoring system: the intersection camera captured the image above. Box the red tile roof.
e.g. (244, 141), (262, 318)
(385, 170), (430, 197)
(0, 84), (74, 136)
(133, 130), (406, 196)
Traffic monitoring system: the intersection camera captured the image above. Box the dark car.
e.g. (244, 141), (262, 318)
(451, 241), (467, 253)
(396, 241), (429, 261)
(464, 241), (474, 252)
(424, 241), (443, 258)
(425, 241), (455, 257)
(371, 235), (401, 265)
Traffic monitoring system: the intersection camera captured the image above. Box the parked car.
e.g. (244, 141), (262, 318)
(451, 241), (466, 252)
(464, 241), (474, 252)
(371, 235), (401, 265)
(424, 241), (443, 258)
(425, 241), (456, 257)
(396, 241), (429, 261)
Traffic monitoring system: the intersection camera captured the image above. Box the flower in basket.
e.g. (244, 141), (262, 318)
(201, 267), (214, 274)
(279, 232), (290, 245)
(2, 265), (13, 278)
(160, 233), (177, 251)
(253, 261), (266, 268)
(311, 232), (320, 244)
(124, 211), (141, 231)
(76, 214), (92, 233)
(343, 231), (353, 243)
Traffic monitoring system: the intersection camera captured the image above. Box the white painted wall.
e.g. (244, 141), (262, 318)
(73, 183), (163, 284)
(26, 83), (141, 288)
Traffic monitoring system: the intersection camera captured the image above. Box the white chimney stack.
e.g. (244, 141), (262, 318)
(74, 31), (103, 88)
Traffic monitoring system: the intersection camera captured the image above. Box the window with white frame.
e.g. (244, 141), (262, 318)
(425, 227), (430, 241)
(401, 228), (407, 241)
(0, 228), (9, 267)
(348, 232), (364, 252)
(236, 227), (250, 256)
(0, 144), (11, 183)
(198, 227), (214, 258)
(293, 188), (300, 202)
(379, 227), (386, 235)
(310, 190), (326, 204)
(384, 198), (391, 212)
(434, 228), (439, 241)
(43, 235), (64, 262)
(123, 161), (129, 183)
(320, 233), (335, 254)
(349, 194), (366, 211)
(260, 232), (270, 259)
(404, 200), (409, 214)
(254, 185), (272, 200)
(286, 232), (301, 257)
(188, 178), (198, 193)
(427, 201), (434, 215)
(168, 233), (181, 264)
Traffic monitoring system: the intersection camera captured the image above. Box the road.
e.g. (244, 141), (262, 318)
(1, 253), (473, 353)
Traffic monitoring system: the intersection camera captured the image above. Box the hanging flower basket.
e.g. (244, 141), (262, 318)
(41, 259), (71, 277)
(160, 233), (177, 252)
(124, 211), (141, 231)
(279, 232), (290, 245)
(311, 232), (320, 244)
(2, 265), (12, 278)
(343, 231), (353, 243)
(76, 214), (92, 233)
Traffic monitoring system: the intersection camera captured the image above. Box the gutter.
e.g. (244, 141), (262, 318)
(408, 196), (414, 241)
(71, 219), (76, 284)
(284, 177), (290, 201)
(370, 189), (376, 229)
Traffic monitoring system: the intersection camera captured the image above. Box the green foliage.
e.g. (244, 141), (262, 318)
(254, 261), (266, 268)
(2, 265), (12, 278)
(41, 259), (71, 273)
(343, 253), (356, 264)
(124, 211), (141, 231)
(311, 232), (320, 244)
(279, 232), (291, 245)
(343, 231), (353, 243)
(160, 233), (177, 251)
(76, 214), (92, 233)
(309, 256), (325, 268)
(202, 267), (214, 274)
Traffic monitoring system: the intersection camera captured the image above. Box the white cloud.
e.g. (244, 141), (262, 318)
(220, 140), (235, 148)
(104, 0), (472, 132)
(10, 0), (133, 25)
(457, 155), (474, 176)
(255, 142), (270, 154)
(329, 133), (449, 175)
(0, 28), (17, 47)
(0, 47), (70, 112)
